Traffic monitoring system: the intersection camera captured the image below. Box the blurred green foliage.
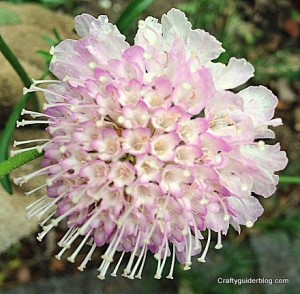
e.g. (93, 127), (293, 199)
(5, 0), (65, 9)
(178, 0), (300, 83)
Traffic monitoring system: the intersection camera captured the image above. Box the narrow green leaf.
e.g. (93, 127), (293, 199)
(0, 35), (41, 193)
(0, 94), (30, 193)
(116, 0), (156, 34)
(0, 149), (44, 179)
(279, 176), (300, 185)
(53, 28), (63, 42)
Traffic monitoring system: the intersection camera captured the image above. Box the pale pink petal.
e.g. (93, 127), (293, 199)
(162, 8), (192, 48)
(187, 29), (225, 64)
(108, 162), (136, 188)
(175, 145), (203, 166)
(227, 196), (264, 227)
(238, 86), (279, 124)
(135, 155), (163, 183)
(240, 143), (288, 197)
(210, 57), (255, 90)
(151, 132), (180, 161)
(135, 16), (162, 48)
(160, 165), (191, 196)
(75, 14), (98, 37)
(122, 128), (151, 155)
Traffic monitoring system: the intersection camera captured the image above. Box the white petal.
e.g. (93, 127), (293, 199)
(210, 57), (255, 90)
(135, 16), (162, 47)
(238, 86), (278, 124)
(227, 196), (264, 226)
(75, 14), (97, 37)
(187, 29), (225, 64)
(162, 8), (192, 49)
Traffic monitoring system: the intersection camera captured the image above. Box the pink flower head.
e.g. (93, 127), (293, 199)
(17, 8), (287, 280)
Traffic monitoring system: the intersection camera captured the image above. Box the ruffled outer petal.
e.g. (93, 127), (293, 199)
(239, 86), (279, 124)
(209, 57), (255, 90)
(240, 143), (288, 197)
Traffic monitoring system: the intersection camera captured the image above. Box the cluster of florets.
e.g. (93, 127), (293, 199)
(15, 9), (287, 280)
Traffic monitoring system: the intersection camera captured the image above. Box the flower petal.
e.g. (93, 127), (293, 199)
(210, 57), (255, 90)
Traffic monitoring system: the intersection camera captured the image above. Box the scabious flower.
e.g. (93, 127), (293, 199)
(15, 9), (288, 279)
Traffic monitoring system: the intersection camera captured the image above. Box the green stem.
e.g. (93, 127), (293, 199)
(279, 176), (300, 185)
(116, 0), (156, 35)
(0, 94), (31, 193)
(0, 150), (44, 179)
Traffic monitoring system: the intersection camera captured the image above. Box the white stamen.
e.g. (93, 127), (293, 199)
(100, 225), (126, 277)
(62, 230), (80, 249)
(166, 245), (176, 279)
(184, 229), (192, 270)
(23, 85), (66, 100)
(128, 244), (146, 279)
(14, 165), (51, 186)
(26, 195), (48, 211)
(155, 237), (169, 279)
(39, 210), (56, 227)
(122, 231), (141, 277)
(57, 227), (77, 247)
(51, 205), (79, 229)
(78, 212), (100, 235)
(197, 229), (211, 263)
(16, 119), (53, 128)
(111, 251), (126, 277)
(26, 197), (51, 219)
(67, 229), (93, 263)
(214, 231), (223, 249)
(21, 108), (53, 119)
(36, 224), (53, 242)
(55, 246), (68, 260)
(13, 138), (49, 147)
(10, 144), (46, 157)
(191, 216), (201, 250)
(78, 242), (97, 271)
(32, 193), (66, 220)
(135, 247), (147, 279)
(32, 78), (59, 86)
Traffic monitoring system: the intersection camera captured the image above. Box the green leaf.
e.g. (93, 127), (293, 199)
(0, 95), (30, 194)
(0, 35), (41, 193)
(0, 149), (44, 179)
(0, 9), (21, 26)
(116, 0), (156, 35)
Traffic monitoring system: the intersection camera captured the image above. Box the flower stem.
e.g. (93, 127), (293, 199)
(0, 149), (44, 179)
(279, 176), (300, 185)
(0, 35), (40, 193)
